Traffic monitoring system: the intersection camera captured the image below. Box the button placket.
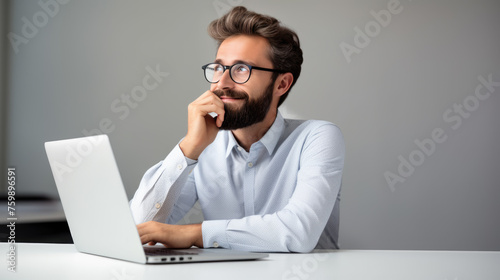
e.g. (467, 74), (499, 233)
(243, 153), (257, 216)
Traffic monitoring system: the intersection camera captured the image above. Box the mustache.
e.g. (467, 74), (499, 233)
(213, 89), (249, 100)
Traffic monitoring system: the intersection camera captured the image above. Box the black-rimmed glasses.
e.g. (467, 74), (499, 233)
(202, 63), (283, 84)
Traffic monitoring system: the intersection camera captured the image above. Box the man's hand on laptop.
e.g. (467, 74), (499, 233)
(137, 221), (204, 248)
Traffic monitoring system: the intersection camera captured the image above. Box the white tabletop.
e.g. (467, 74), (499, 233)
(1, 243), (499, 280)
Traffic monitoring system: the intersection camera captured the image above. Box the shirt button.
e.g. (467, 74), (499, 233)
(247, 162), (253, 168)
(213, 242), (219, 248)
(177, 164), (183, 170)
(155, 203), (161, 209)
(237, 146), (243, 151)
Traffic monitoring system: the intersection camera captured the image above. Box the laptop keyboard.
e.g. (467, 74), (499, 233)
(144, 247), (198, 256)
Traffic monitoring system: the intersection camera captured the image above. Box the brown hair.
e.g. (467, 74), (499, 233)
(208, 6), (303, 107)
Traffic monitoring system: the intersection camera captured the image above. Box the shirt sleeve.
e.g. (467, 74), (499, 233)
(201, 123), (345, 253)
(129, 144), (198, 224)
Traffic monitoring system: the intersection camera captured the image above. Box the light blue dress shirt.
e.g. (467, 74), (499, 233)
(130, 112), (345, 252)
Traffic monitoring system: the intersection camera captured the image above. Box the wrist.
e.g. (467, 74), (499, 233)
(189, 223), (203, 248)
(179, 138), (203, 160)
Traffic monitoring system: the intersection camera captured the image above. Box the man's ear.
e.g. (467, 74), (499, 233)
(275, 72), (294, 97)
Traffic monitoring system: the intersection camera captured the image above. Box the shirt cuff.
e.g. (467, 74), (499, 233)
(202, 220), (230, 249)
(185, 156), (198, 166)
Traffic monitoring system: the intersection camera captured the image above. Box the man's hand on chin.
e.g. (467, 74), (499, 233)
(137, 221), (203, 249)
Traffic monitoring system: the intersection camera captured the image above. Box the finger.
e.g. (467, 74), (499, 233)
(192, 102), (225, 127)
(140, 231), (160, 245)
(190, 90), (214, 104)
(216, 114), (224, 128)
(189, 102), (224, 122)
(192, 90), (221, 106)
(137, 222), (158, 244)
(195, 91), (224, 107)
(197, 95), (225, 114)
(207, 91), (225, 125)
(205, 94), (225, 126)
(198, 90), (218, 100)
(137, 221), (154, 233)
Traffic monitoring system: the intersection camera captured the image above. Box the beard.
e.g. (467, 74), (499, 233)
(213, 80), (275, 130)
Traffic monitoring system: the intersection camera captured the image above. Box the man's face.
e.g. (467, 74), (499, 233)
(210, 35), (277, 130)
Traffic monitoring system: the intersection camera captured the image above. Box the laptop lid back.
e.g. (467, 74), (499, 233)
(45, 135), (146, 263)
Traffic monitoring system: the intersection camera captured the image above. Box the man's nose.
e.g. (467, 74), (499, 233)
(216, 69), (236, 90)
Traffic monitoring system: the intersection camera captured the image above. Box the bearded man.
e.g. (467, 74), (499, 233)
(130, 6), (345, 253)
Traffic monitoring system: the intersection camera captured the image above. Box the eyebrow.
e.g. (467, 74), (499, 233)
(214, 59), (257, 66)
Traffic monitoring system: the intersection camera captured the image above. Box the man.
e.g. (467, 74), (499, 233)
(130, 6), (345, 253)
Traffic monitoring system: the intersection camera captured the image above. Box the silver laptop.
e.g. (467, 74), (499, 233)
(44, 134), (268, 264)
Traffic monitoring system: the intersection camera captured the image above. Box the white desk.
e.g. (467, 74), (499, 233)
(1, 243), (499, 280)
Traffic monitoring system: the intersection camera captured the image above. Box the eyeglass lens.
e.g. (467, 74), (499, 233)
(205, 63), (251, 84)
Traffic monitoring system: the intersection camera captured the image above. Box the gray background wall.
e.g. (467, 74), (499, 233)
(2, 0), (499, 250)
(0, 1), (7, 190)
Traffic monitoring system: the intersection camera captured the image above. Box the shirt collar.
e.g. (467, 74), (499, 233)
(224, 111), (285, 158)
(225, 131), (239, 158)
(259, 111), (284, 155)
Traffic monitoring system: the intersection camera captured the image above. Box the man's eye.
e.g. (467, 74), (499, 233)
(236, 66), (249, 72)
